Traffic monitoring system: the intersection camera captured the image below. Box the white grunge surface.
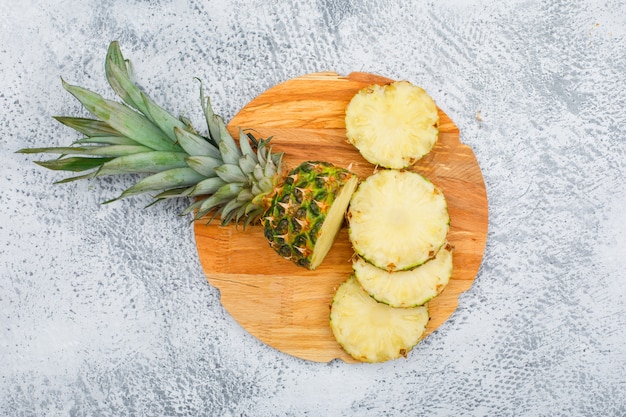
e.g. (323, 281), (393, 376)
(1, 1), (625, 415)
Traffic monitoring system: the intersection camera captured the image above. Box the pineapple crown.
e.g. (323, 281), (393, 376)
(18, 41), (284, 227)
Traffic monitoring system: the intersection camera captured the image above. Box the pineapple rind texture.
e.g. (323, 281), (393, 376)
(330, 276), (429, 363)
(263, 161), (357, 269)
(348, 169), (450, 272)
(354, 244), (453, 308)
(345, 81), (439, 169)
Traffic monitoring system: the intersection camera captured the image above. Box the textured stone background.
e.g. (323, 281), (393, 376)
(2, 0), (625, 416)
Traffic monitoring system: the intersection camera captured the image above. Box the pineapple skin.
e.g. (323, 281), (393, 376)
(262, 161), (356, 269)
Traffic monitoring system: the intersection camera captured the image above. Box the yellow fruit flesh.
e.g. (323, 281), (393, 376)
(354, 244), (453, 308)
(308, 174), (359, 269)
(345, 81), (439, 169)
(330, 276), (429, 363)
(348, 169), (449, 271)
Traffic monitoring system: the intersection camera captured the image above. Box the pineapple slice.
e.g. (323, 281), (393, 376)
(330, 276), (429, 363)
(353, 243), (453, 308)
(347, 169), (449, 272)
(345, 81), (439, 169)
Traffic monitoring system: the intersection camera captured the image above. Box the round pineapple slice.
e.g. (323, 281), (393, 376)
(345, 81), (439, 169)
(330, 276), (429, 363)
(354, 243), (453, 308)
(347, 169), (449, 271)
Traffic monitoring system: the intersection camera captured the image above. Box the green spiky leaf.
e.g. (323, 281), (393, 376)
(185, 155), (222, 177)
(96, 151), (188, 176)
(215, 164), (247, 183)
(18, 145), (151, 158)
(62, 80), (180, 152)
(34, 157), (114, 172)
(174, 127), (220, 158)
(186, 176), (227, 196)
(115, 167), (206, 199)
(73, 136), (141, 146)
(105, 42), (147, 114)
(53, 116), (121, 137)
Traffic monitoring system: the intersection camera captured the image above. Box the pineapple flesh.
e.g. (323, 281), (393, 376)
(353, 243), (453, 308)
(17, 41), (356, 270)
(347, 169), (450, 272)
(345, 81), (439, 169)
(330, 276), (429, 363)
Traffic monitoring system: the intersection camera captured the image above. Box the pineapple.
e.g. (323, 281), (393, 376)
(345, 81), (439, 169)
(18, 41), (358, 270)
(353, 243), (453, 308)
(330, 276), (429, 363)
(263, 161), (357, 268)
(347, 169), (450, 272)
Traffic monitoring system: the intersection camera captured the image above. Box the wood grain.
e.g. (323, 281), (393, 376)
(193, 72), (489, 363)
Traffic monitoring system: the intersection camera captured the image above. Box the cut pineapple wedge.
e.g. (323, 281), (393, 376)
(330, 276), (429, 363)
(348, 169), (450, 271)
(307, 173), (360, 269)
(345, 81), (439, 169)
(354, 243), (453, 308)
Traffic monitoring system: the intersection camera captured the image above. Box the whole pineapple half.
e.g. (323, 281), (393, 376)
(347, 169), (450, 272)
(330, 276), (429, 363)
(17, 41), (358, 270)
(353, 243), (453, 308)
(345, 81), (439, 169)
(264, 161), (357, 269)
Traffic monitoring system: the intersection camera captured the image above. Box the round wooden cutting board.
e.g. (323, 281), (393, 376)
(193, 72), (488, 363)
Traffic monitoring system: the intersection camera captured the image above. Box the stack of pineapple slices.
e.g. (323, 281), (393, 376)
(331, 81), (452, 363)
